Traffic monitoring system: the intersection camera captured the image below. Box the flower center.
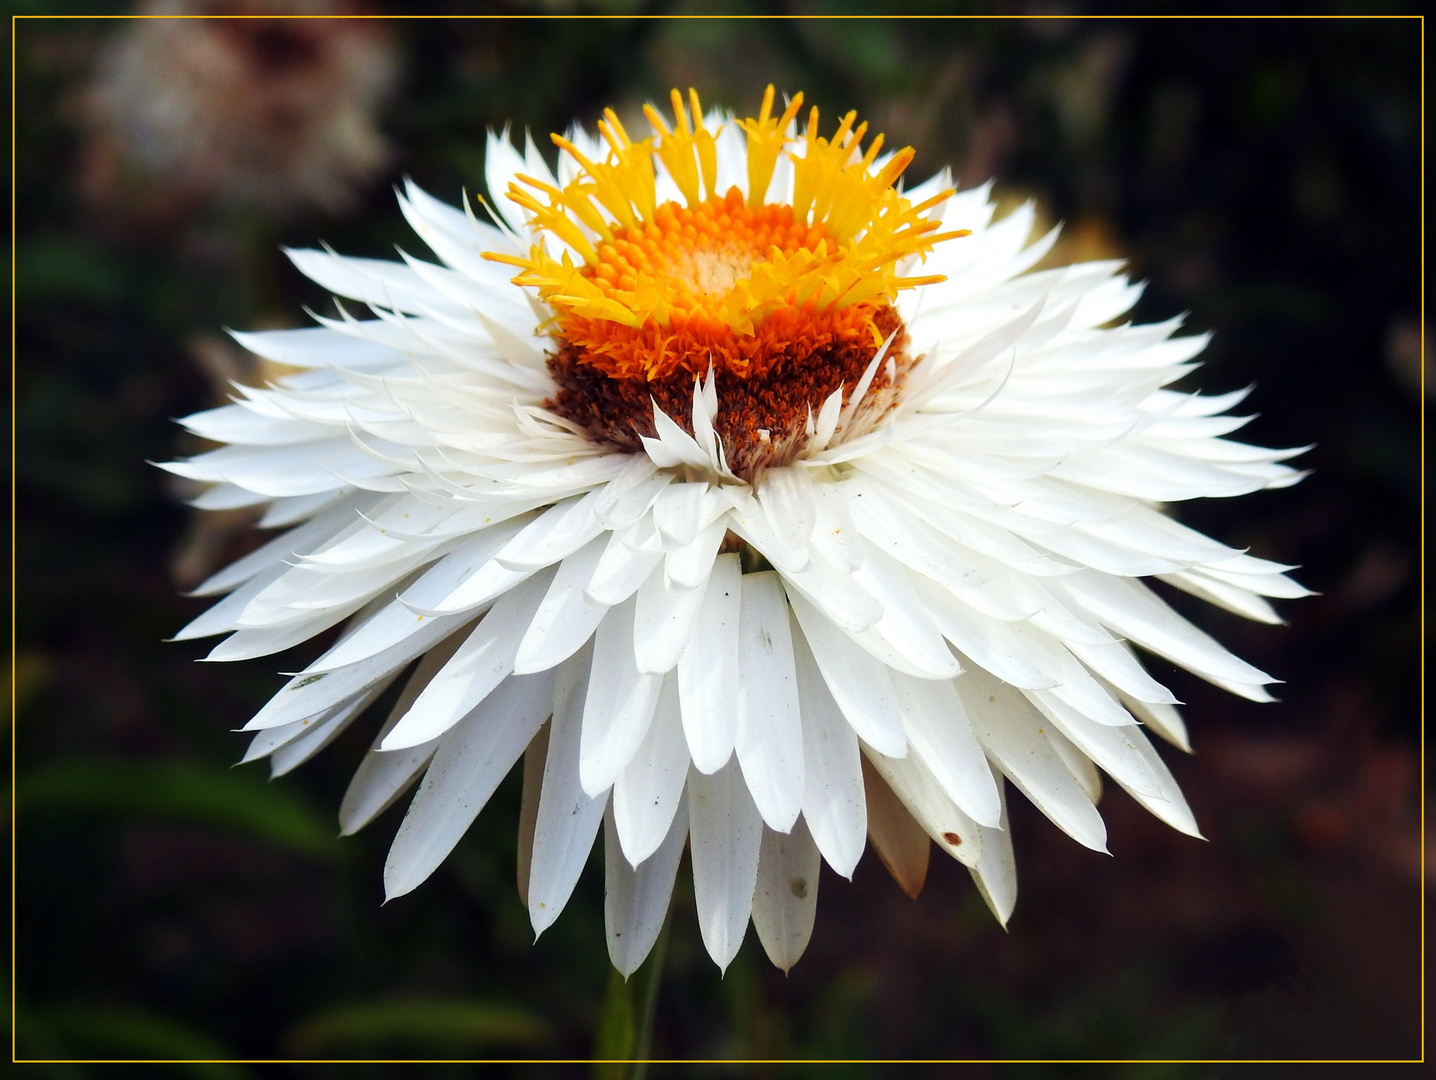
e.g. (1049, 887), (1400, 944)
(483, 87), (967, 478)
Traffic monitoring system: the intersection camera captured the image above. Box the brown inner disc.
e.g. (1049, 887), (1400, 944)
(543, 305), (907, 481)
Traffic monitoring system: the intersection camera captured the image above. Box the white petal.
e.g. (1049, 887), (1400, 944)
(603, 792), (687, 978)
(1038, 695), (1201, 837)
(735, 571), (805, 833)
(926, 589), (1058, 690)
(338, 636), (464, 834)
(1064, 637), (1179, 706)
(862, 745), (983, 868)
(243, 607), (474, 732)
(849, 549), (963, 679)
(613, 672), (690, 866)
(676, 552), (741, 774)
(381, 567), (554, 750)
(1059, 572), (1275, 689)
(384, 670), (555, 899)
(529, 647), (609, 935)
(891, 672), (1002, 828)
(1042, 721), (1101, 803)
(957, 668), (1108, 853)
(1120, 693), (1191, 752)
(1029, 691), (1161, 799)
(268, 678), (389, 778)
(849, 486), (984, 590)
(751, 817), (822, 973)
(687, 757), (762, 971)
(757, 466), (816, 553)
(513, 535), (611, 674)
(779, 549), (884, 633)
(633, 556), (712, 675)
(967, 781), (1018, 926)
(189, 497), (372, 598)
(651, 481), (708, 546)
(726, 499), (810, 574)
(792, 620), (867, 879)
(485, 130), (537, 234)
(665, 516), (729, 589)
(785, 590), (907, 758)
(494, 492), (605, 570)
(579, 595), (663, 795)
(586, 529), (664, 606)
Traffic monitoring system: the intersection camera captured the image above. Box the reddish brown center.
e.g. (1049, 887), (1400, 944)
(544, 304), (908, 480)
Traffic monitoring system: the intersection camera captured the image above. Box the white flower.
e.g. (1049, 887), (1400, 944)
(165, 87), (1307, 975)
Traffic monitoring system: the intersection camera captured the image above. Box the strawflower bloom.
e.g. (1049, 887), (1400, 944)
(166, 88), (1306, 974)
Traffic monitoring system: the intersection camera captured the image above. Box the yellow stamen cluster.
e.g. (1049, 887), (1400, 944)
(485, 86), (967, 381)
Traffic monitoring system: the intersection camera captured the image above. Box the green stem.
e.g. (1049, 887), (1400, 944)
(630, 912), (671, 1080)
(591, 911), (671, 1080)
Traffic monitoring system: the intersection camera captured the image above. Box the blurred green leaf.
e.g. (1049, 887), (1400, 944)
(7, 650), (57, 725)
(18, 1002), (250, 1078)
(15, 759), (337, 857)
(282, 997), (551, 1057)
(16, 240), (127, 306)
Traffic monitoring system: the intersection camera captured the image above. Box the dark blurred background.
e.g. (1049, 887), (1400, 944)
(12, 4), (1424, 1074)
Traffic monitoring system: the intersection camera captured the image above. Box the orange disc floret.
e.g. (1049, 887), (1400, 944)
(561, 293), (886, 382)
(587, 190), (830, 317)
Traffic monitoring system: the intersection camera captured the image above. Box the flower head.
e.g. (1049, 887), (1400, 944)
(165, 87), (1307, 974)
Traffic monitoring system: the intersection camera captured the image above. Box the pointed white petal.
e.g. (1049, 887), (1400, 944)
(688, 758), (762, 971)
(751, 817), (822, 973)
(1045, 725), (1103, 804)
(603, 792), (688, 977)
(613, 672), (690, 866)
(792, 619), (867, 879)
(862, 744), (983, 868)
(665, 516), (729, 589)
(513, 535), (611, 674)
(1060, 572), (1276, 688)
(586, 530), (664, 606)
(633, 555), (712, 675)
(381, 567), (554, 750)
(529, 647), (609, 935)
(734, 571), (805, 833)
(579, 595), (663, 795)
(967, 781), (1018, 926)
(890, 671), (1002, 828)
(785, 590), (907, 758)
(757, 466), (816, 553)
(676, 553), (741, 774)
(1028, 690), (1161, 799)
(384, 670), (556, 899)
(269, 678), (389, 778)
(957, 667), (1108, 853)
(338, 637), (465, 834)
(1120, 693), (1191, 752)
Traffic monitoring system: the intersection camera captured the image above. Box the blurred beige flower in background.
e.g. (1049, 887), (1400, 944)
(77, 0), (396, 226)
